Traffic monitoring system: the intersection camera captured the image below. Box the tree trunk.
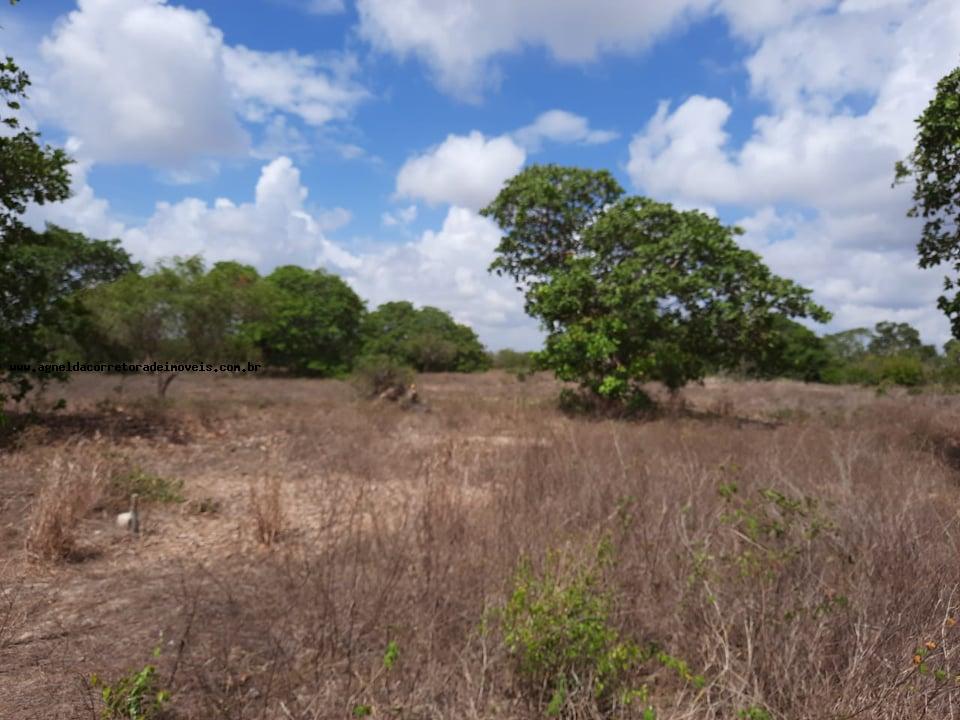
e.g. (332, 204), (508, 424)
(157, 372), (179, 398)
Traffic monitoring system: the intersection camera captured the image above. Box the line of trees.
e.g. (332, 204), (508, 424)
(735, 317), (957, 388)
(50, 257), (491, 397)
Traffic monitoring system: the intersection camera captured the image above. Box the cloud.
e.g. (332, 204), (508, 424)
(395, 131), (525, 210)
(627, 97), (898, 212)
(23, 138), (126, 241)
(353, 0), (844, 100)
(714, 0), (835, 39)
(35, 0), (366, 170)
(317, 207), (353, 231)
(222, 45), (367, 127)
(344, 207), (541, 348)
(513, 110), (618, 152)
(37, 0), (248, 167)
(738, 206), (950, 343)
(382, 205), (418, 227)
(121, 158), (357, 271)
(626, 0), (960, 345)
(250, 115), (313, 160)
(356, 0), (718, 100)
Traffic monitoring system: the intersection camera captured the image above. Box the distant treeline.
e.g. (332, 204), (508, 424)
(734, 316), (959, 388)
(40, 252), (493, 395)
(4, 225), (956, 407)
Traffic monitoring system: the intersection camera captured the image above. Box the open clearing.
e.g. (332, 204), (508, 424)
(3, 372), (960, 719)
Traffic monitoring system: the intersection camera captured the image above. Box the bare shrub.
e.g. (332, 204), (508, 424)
(0, 564), (24, 651)
(24, 446), (106, 562)
(248, 475), (284, 545)
(350, 354), (415, 398)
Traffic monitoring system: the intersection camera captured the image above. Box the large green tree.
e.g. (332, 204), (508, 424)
(896, 64), (960, 337)
(0, 14), (134, 407)
(1, 226), (135, 402)
(254, 265), (366, 376)
(481, 165), (830, 406)
(360, 301), (490, 372)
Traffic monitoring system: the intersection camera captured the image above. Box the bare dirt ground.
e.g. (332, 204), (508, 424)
(2, 372), (960, 719)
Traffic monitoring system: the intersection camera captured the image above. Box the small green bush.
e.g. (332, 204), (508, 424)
(350, 354), (415, 398)
(874, 355), (925, 386)
(91, 663), (170, 720)
(110, 468), (184, 504)
(501, 549), (640, 715)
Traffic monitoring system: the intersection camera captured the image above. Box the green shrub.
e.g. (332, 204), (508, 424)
(501, 548), (640, 715)
(91, 663), (170, 720)
(936, 362), (960, 386)
(350, 354), (415, 398)
(109, 468), (184, 505)
(874, 354), (925, 386)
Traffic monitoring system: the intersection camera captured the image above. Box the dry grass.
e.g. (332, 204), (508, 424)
(2, 372), (960, 718)
(248, 474), (284, 545)
(23, 444), (107, 562)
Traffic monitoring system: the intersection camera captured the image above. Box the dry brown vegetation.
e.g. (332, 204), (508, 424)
(2, 372), (960, 719)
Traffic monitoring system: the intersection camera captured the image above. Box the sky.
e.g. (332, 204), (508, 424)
(3, 0), (958, 351)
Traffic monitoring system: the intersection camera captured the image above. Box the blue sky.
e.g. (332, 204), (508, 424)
(4, 0), (958, 350)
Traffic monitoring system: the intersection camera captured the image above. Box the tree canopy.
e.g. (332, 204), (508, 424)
(360, 301), (490, 373)
(254, 265), (366, 376)
(0, 55), (71, 234)
(482, 164), (830, 406)
(896, 64), (960, 337)
(82, 257), (262, 396)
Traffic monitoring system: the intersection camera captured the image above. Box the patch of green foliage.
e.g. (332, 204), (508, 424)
(491, 348), (538, 379)
(715, 484), (836, 579)
(110, 468), (184, 504)
(819, 321), (937, 387)
(82, 257), (264, 397)
(252, 264), (366, 377)
(91, 662), (170, 720)
(382, 639), (399, 671)
(360, 301), (490, 373)
(502, 552), (640, 715)
(501, 540), (704, 717)
(741, 316), (831, 382)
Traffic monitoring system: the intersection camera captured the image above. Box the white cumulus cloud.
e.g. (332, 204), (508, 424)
(395, 131), (525, 211)
(356, 0), (719, 99)
(37, 0), (248, 167)
(344, 207), (540, 348)
(35, 0), (366, 170)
